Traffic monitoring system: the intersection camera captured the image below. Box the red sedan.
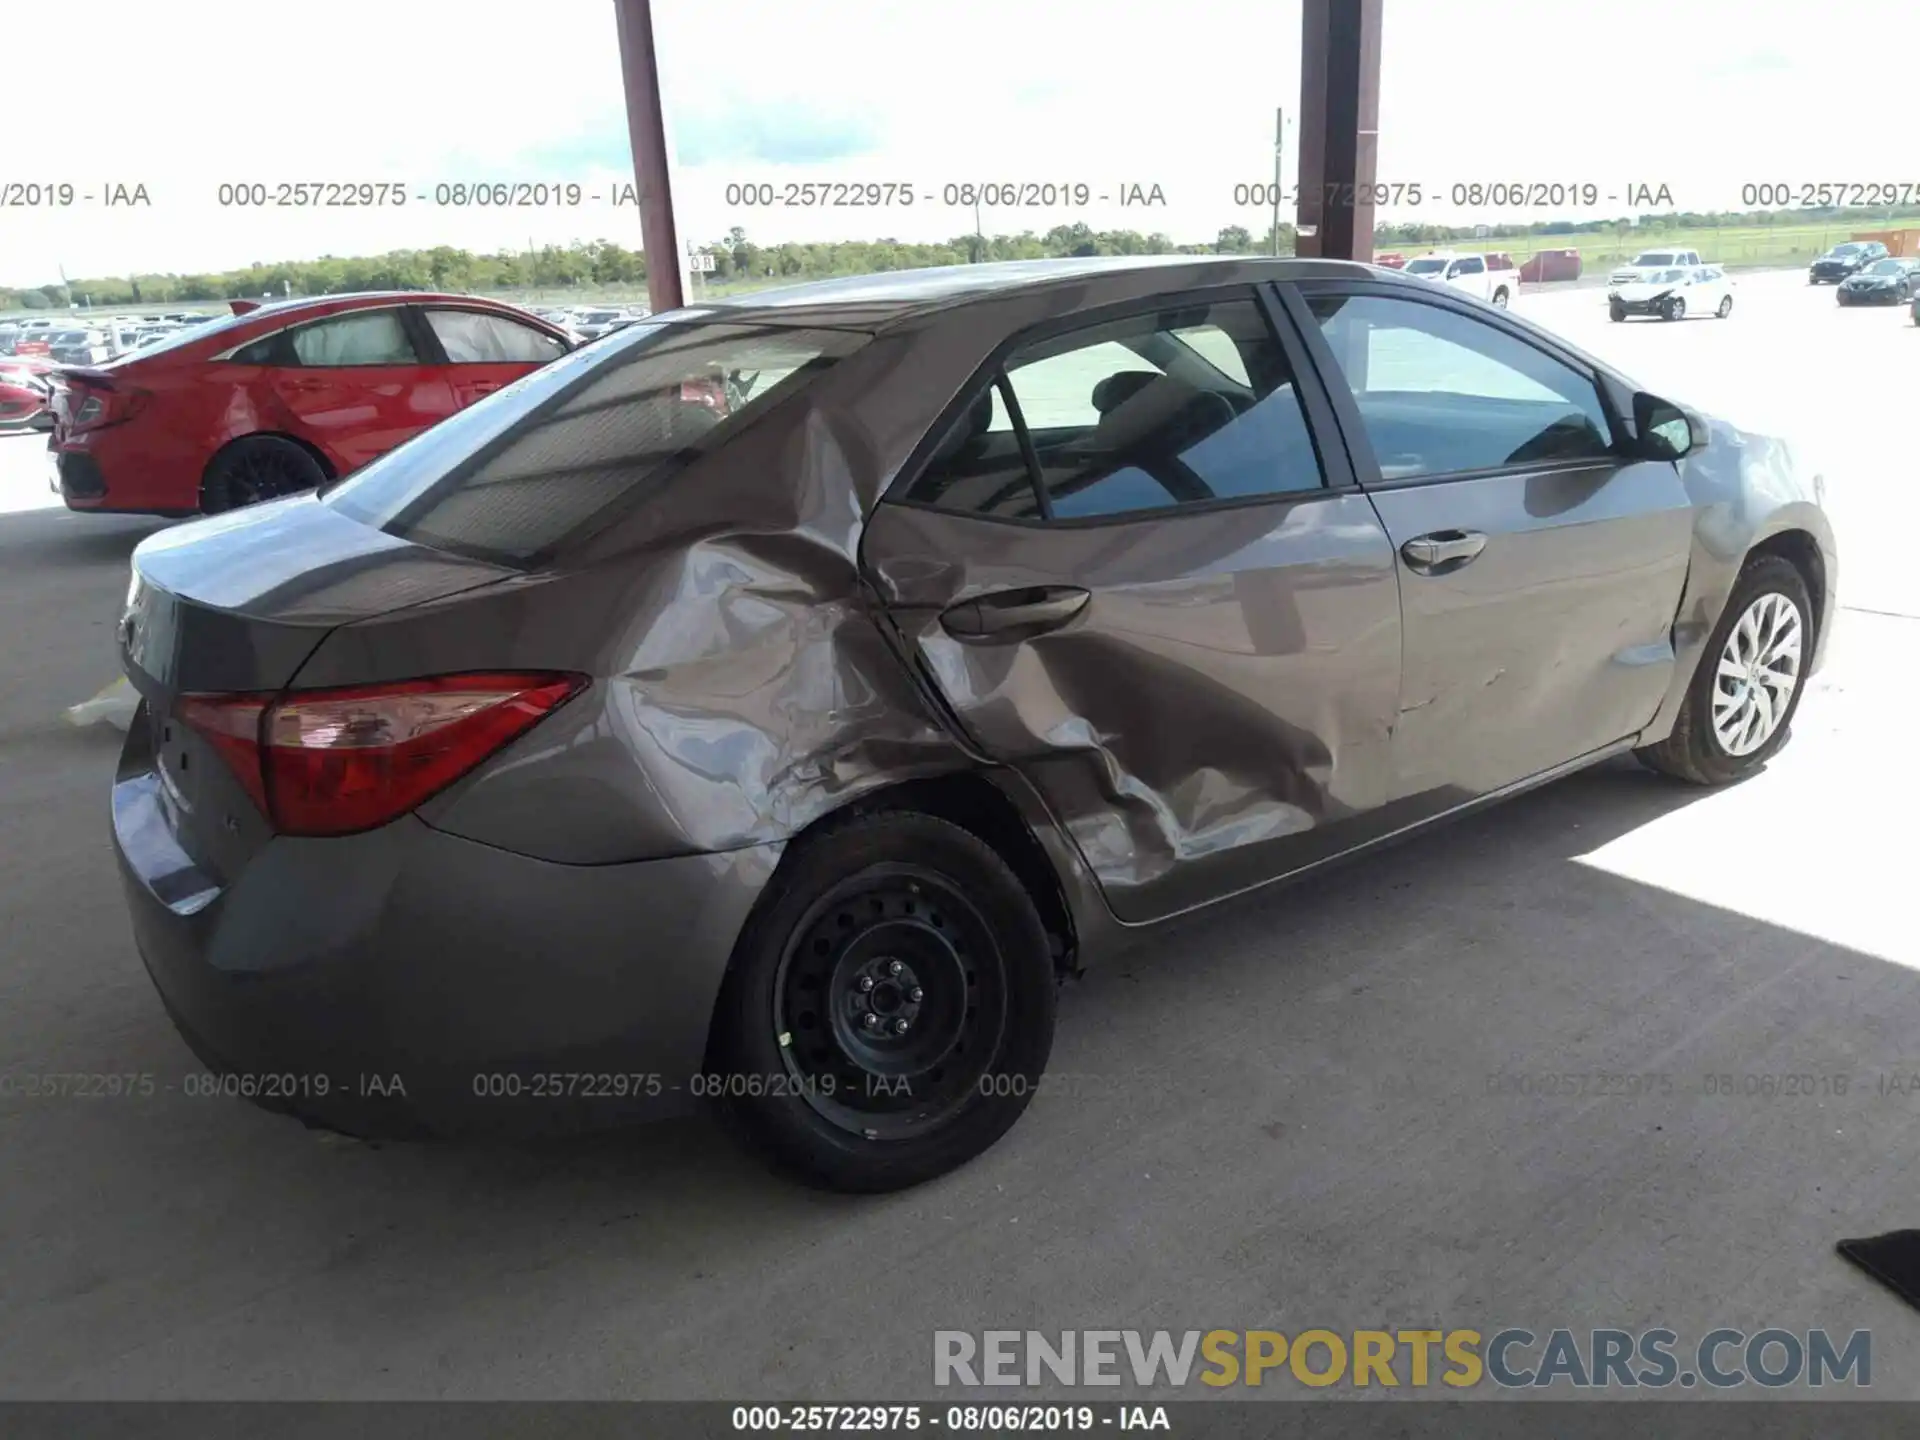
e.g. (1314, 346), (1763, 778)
(49, 293), (573, 514)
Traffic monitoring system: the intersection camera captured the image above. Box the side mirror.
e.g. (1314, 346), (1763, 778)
(1632, 392), (1706, 461)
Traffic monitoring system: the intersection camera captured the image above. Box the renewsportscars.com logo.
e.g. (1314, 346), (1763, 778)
(933, 1328), (1871, 1390)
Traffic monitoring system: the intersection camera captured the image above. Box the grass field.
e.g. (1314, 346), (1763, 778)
(1402, 220), (1915, 270)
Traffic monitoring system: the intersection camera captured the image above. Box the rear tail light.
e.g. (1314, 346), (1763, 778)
(61, 379), (149, 434)
(178, 672), (587, 837)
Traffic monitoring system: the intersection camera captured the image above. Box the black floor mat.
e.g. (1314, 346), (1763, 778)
(1837, 1230), (1920, 1311)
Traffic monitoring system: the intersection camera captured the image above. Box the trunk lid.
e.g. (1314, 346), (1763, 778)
(118, 494), (518, 883)
(122, 492), (518, 694)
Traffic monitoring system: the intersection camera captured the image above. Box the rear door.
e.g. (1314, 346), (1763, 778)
(1283, 280), (1694, 807)
(860, 288), (1403, 924)
(242, 305), (458, 473)
(417, 306), (570, 408)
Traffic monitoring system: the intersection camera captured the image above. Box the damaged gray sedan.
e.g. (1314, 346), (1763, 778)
(112, 256), (1836, 1190)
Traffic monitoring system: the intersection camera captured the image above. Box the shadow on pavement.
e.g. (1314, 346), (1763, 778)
(7, 731), (1913, 1397)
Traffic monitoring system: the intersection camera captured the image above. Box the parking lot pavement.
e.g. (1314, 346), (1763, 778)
(0, 432), (60, 516)
(2, 273), (1919, 1401)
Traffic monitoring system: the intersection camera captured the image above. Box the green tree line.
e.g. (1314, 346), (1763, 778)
(7, 205), (1918, 311)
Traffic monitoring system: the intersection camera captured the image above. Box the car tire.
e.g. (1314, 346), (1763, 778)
(1491, 287), (1510, 308)
(1635, 554), (1814, 787)
(1716, 295), (1733, 318)
(1608, 300), (1626, 322)
(710, 811), (1057, 1193)
(1664, 297), (1686, 322)
(200, 436), (329, 513)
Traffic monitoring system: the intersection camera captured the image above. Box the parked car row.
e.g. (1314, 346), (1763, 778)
(530, 303), (652, 342)
(46, 292), (576, 513)
(0, 312), (217, 362)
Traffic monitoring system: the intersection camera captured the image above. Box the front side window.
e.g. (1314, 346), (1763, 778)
(1307, 293), (1614, 482)
(907, 296), (1325, 521)
(1450, 257), (1485, 277)
(287, 309), (419, 367)
(426, 309), (568, 364)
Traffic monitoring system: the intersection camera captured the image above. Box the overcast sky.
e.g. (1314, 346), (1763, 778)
(4, 0), (1915, 286)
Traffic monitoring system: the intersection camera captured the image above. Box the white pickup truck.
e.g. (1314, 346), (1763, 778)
(1607, 247), (1702, 286)
(1399, 252), (1520, 308)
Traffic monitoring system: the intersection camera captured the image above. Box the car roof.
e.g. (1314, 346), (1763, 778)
(237, 291), (546, 320)
(679, 255), (1387, 331)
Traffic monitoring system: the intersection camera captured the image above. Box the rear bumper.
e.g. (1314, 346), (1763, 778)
(54, 449), (111, 504)
(112, 708), (779, 1138)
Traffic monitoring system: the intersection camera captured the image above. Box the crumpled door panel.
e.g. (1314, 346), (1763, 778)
(862, 495), (1402, 924)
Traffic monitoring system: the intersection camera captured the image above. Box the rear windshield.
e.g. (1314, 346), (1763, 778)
(321, 321), (866, 564)
(104, 309), (252, 365)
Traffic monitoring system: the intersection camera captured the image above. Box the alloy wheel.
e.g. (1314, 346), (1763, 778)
(1710, 591), (1803, 757)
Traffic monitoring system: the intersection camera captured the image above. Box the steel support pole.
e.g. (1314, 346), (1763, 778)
(613, 0), (685, 313)
(1294, 0), (1382, 262)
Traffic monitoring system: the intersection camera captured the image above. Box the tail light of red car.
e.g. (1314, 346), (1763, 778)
(60, 376), (150, 434)
(176, 672), (587, 837)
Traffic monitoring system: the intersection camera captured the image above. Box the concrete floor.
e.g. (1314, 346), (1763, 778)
(2, 271), (1918, 1401)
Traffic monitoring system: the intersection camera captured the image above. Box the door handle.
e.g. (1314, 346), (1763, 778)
(1400, 530), (1488, 573)
(940, 586), (1091, 643)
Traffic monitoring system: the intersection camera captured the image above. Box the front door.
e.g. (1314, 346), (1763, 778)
(861, 289), (1403, 924)
(1285, 281), (1695, 807)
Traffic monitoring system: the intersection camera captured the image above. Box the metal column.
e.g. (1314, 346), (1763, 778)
(1294, 0), (1383, 262)
(613, 0), (685, 313)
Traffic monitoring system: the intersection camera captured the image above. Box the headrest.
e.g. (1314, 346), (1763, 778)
(925, 386), (997, 470)
(1091, 371), (1162, 415)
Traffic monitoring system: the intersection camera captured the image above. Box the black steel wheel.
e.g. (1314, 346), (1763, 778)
(773, 866), (1007, 1139)
(200, 435), (328, 513)
(711, 811), (1056, 1192)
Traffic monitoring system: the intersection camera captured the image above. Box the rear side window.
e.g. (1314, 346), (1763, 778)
(287, 310), (419, 367)
(907, 297), (1325, 522)
(425, 309), (568, 364)
(322, 322), (864, 564)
